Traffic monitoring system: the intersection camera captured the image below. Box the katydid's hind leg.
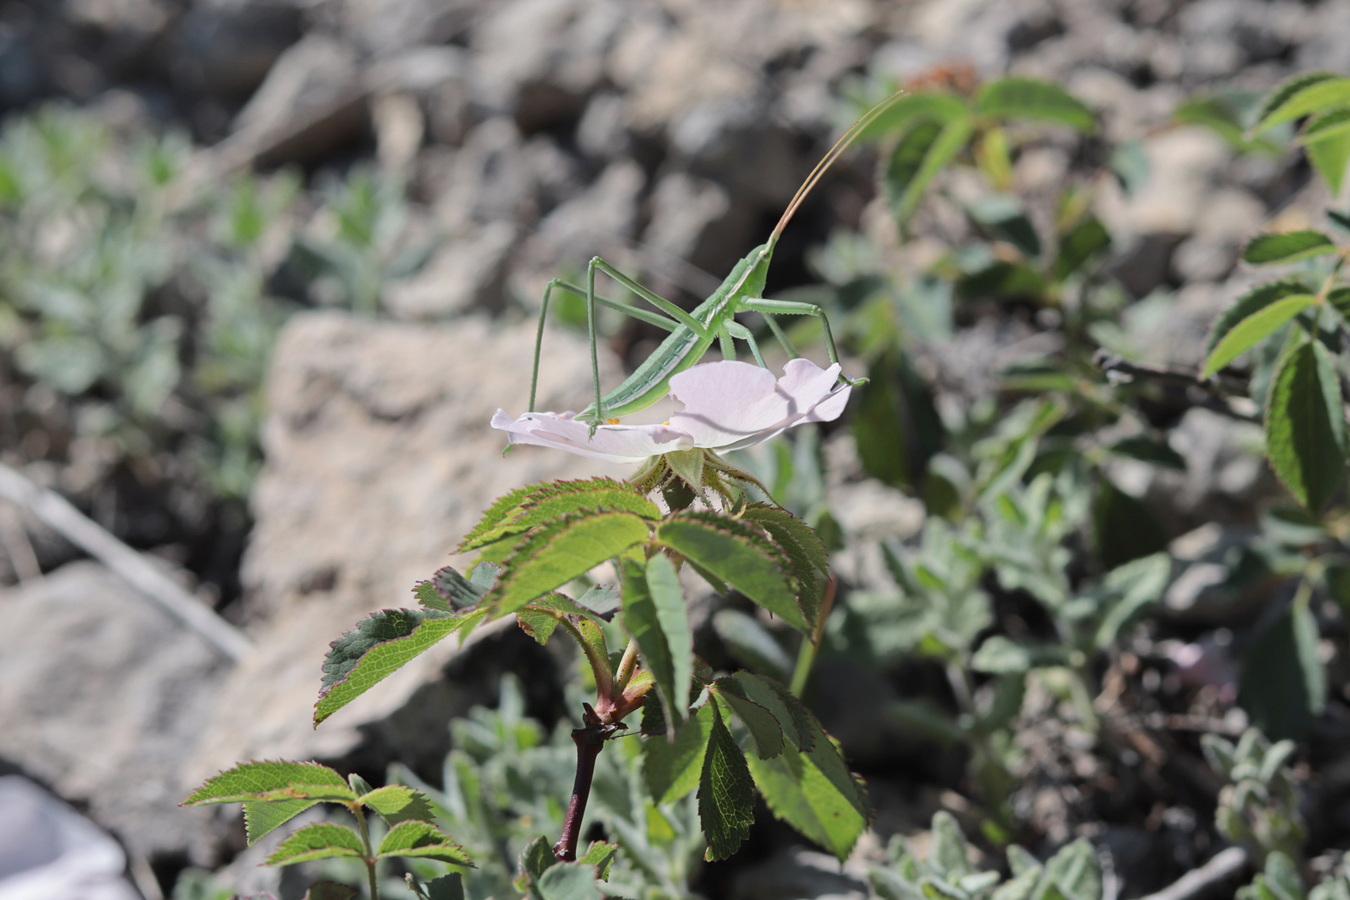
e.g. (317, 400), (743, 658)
(531, 276), (683, 415)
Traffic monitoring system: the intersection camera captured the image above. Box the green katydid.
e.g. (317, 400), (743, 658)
(528, 91), (904, 432)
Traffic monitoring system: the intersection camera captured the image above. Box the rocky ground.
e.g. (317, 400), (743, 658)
(3, 0), (1350, 898)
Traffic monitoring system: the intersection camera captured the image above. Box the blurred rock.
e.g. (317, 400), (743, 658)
(215, 33), (367, 168)
(1161, 522), (1276, 625)
(172, 0), (303, 101)
(470, 0), (625, 133)
(0, 561), (227, 860)
(0, 776), (139, 900)
(188, 311), (620, 783)
(384, 220), (518, 319)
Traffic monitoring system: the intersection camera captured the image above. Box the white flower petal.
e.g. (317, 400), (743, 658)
(491, 410), (694, 463)
(493, 357), (856, 461)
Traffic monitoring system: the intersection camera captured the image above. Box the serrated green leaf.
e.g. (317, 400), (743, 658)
(740, 504), (831, 628)
(1253, 73), (1350, 133)
(516, 835), (558, 891)
(265, 823), (365, 866)
(726, 671), (815, 752)
(657, 512), (805, 632)
(424, 563), (498, 612)
(315, 609), (486, 725)
(183, 760), (348, 805)
(376, 820), (473, 865)
(744, 727), (869, 862)
(486, 512), (650, 617)
(1304, 114), (1350, 194)
(1242, 231), (1338, 266)
(644, 700), (714, 803)
(516, 593), (611, 647)
(1205, 280), (1313, 356)
(712, 676), (785, 759)
(975, 77), (1095, 132)
(1300, 107), (1350, 144)
(1265, 335), (1348, 510)
(699, 702), (756, 861)
(359, 785), (435, 826)
(1202, 292), (1316, 377)
(578, 841), (618, 880)
(459, 483), (541, 551)
(622, 554), (693, 727)
(182, 761), (357, 846)
(460, 479), (658, 551)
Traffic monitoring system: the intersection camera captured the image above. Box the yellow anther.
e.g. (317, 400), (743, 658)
(605, 417), (621, 425)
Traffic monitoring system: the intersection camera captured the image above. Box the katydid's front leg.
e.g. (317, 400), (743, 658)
(743, 297), (867, 386)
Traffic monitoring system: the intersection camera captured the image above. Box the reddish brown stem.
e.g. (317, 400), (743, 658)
(553, 712), (615, 861)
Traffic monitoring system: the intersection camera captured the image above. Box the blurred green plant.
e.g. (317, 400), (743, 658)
(869, 811), (1102, 900)
(1203, 729), (1306, 868)
(0, 105), (431, 513)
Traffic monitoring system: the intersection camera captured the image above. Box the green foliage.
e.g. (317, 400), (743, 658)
(1203, 729), (1307, 866)
(0, 105), (430, 511)
(183, 760), (470, 896)
(869, 812), (1102, 900)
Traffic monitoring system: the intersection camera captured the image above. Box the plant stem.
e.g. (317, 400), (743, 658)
(553, 711), (612, 862)
(353, 805), (380, 900)
(789, 576), (837, 697)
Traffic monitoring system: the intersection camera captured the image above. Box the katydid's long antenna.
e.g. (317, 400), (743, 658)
(769, 90), (907, 243)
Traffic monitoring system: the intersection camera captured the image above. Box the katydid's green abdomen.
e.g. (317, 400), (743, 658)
(577, 243), (772, 421)
(582, 326), (714, 419)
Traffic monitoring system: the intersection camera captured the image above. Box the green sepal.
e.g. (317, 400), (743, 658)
(376, 820), (474, 866)
(265, 822), (365, 866)
(315, 608), (487, 725)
